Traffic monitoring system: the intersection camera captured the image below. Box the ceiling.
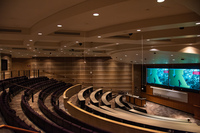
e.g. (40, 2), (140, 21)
(0, 0), (200, 64)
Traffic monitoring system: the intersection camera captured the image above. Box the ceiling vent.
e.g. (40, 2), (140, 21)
(12, 47), (27, 50)
(69, 49), (84, 52)
(0, 29), (22, 33)
(154, 38), (171, 41)
(54, 31), (80, 36)
(109, 35), (130, 39)
(42, 48), (57, 51)
(93, 50), (105, 53)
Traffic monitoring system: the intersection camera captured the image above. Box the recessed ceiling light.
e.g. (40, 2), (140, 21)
(157, 0), (165, 3)
(98, 36), (101, 38)
(116, 43), (119, 45)
(136, 54), (138, 56)
(171, 54), (173, 56)
(150, 48), (159, 51)
(197, 35), (200, 37)
(29, 39), (33, 41)
(196, 22), (200, 25)
(57, 24), (62, 28)
(95, 47), (98, 48)
(137, 29), (141, 32)
(27, 44), (30, 46)
(93, 13), (99, 16)
(38, 32), (42, 35)
(64, 45), (66, 47)
(125, 55), (127, 57)
(120, 58), (122, 60)
(147, 39), (150, 41)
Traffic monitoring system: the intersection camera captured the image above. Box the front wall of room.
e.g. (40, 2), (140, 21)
(142, 64), (200, 118)
(12, 57), (142, 93)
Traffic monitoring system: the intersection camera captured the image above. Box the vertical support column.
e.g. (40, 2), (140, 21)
(131, 64), (134, 94)
(28, 70), (30, 78)
(38, 69), (39, 77)
(11, 71), (12, 78)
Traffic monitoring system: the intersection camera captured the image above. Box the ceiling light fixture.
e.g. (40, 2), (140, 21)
(57, 24), (62, 28)
(93, 13), (99, 16)
(137, 29), (141, 32)
(98, 36), (101, 38)
(29, 39), (33, 41)
(64, 45), (66, 47)
(196, 22), (200, 25)
(157, 0), (165, 3)
(38, 32), (42, 35)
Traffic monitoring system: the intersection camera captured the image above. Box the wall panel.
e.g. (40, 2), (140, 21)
(12, 57), (132, 92)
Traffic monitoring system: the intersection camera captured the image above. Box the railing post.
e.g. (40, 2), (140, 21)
(3, 72), (5, 80)
(11, 71), (12, 78)
(18, 70), (20, 76)
(28, 70), (30, 78)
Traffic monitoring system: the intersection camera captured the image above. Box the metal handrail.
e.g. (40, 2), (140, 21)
(0, 124), (40, 133)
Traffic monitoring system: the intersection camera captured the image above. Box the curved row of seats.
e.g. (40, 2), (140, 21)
(0, 76), (46, 133)
(38, 83), (95, 133)
(21, 79), (73, 133)
(52, 86), (110, 133)
(0, 76), (28, 91)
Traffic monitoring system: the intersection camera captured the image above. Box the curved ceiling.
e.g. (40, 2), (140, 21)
(0, 0), (200, 64)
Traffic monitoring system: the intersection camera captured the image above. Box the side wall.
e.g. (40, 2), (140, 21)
(12, 57), (140, 93)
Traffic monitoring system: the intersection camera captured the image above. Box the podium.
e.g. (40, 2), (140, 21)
(126, 94), (146, 107)
(194, 105), (200, 120)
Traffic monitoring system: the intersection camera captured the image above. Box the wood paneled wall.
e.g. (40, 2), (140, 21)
(142, 85), (200, 115)
(12, 57), (133, 92)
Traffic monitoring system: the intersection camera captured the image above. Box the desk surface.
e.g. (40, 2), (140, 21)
(86, 104), (200, 133)
(90, 88), (102, 103)
(101, 91), (112, 105)
(115, 95), (125, 108)
(126, 94), (146, 100)
(78, 86), (93, 101)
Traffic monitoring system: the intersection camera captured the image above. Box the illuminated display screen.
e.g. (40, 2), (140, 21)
(146, 68), (200, 91)
(169, 69), (200, 90)
(146, 68), (169, 86)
